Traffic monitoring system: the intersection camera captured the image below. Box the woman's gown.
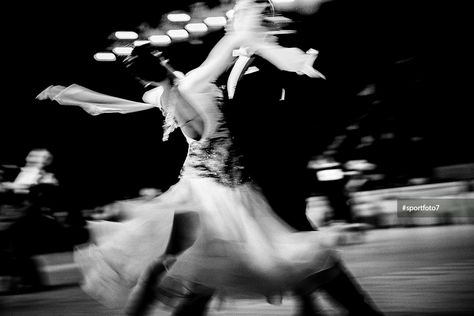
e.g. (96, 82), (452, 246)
(71, 83), (337, 309)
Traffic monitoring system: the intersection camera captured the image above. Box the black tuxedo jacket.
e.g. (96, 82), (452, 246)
(218, 55), (334, 231)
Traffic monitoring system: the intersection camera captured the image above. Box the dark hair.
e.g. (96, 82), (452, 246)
(123, 44), (170, 83)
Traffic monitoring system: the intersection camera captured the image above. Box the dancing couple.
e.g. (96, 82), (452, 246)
(37, 1), (383, 315)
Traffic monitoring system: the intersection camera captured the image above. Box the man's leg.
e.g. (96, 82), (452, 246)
(319, 261), (384, 316)
(293, 290), (324, 316)
(294, 256), (383, 316)
(172, 291), (214, 316)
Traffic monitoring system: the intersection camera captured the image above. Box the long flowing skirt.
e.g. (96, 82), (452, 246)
(74, 176), (336, 309)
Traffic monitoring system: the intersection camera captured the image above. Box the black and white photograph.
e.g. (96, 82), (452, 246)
(1, 0), (473, 315)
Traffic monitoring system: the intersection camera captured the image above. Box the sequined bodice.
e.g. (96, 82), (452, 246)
(180, 92), (250, 187)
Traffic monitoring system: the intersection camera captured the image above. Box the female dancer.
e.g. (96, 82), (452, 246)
(37, 1), (383, 315)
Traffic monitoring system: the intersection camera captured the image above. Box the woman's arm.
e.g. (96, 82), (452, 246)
(174, 2), (265, 139)
(175, 33), (245, 139)
(177, 34), (243, 94)
(178, 0), (265, 94)
(37, 84), (157, 115)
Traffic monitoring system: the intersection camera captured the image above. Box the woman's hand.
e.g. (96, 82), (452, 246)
(36, 85), (67, 101)
(227, 0), (267, 47)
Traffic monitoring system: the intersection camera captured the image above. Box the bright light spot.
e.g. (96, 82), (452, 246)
(272, 0), (295, 3)
(167, 13), (191, 22)
(133, 40), (150, 47)
(316, 169), (345, 181)
(114, 31), (138, 40)
(148, 35), (172, 46)
(112, 46), (134, 56)
(185, 22), (208, 33)
(93, 52), (116, 62)
(166, 29), (189, 40)
(204, 16), (227, 27)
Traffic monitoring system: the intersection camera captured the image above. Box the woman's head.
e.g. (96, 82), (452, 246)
(125, 44), (183, 141)
(123, 44), (171, 87)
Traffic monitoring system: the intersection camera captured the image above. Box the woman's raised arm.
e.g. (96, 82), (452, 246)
(178, 0), (265, 94)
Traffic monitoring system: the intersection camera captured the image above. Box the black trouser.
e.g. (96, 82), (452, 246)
(296, 259), (384, 316)
(320, 178), (354, 223)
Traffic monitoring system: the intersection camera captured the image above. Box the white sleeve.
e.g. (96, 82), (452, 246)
(254, 42), (326, 79)
(38, 84), (157, 115)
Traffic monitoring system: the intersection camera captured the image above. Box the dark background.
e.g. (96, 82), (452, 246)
(1, 0), (470, 208)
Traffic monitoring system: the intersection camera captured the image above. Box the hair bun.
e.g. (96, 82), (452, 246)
(123, 44), (168, 83)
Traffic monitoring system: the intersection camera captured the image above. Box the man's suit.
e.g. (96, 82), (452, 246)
(220, 53), (334, 231)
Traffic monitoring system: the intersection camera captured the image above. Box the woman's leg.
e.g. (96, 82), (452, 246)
(164, 212), (200, 256)
(126, 256), (174, 316)
(126, 211), (201, 316)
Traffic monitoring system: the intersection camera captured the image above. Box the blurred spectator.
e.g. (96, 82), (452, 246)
(1, 148), (59, 223)
(1, 148), (58, 195)
(0, 148), (71, 293)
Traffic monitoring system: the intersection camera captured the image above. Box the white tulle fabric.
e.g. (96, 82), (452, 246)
(70, 83), (336, 310)
(74, 176), (336, 309)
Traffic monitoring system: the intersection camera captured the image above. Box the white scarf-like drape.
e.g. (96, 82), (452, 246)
(36, 41), (325, 140)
